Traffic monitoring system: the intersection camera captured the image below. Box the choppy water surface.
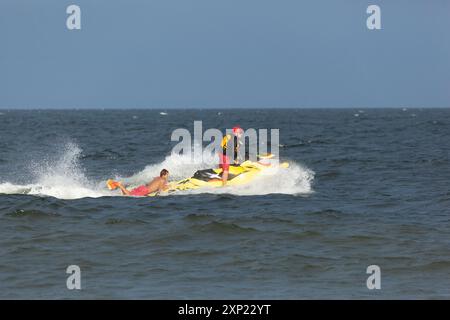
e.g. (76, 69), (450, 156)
(0, 109), (449, 298)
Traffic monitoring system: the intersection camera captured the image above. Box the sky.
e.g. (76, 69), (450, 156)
(0, 0), (449, 108)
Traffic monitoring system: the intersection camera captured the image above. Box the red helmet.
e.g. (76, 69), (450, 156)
(232, 126), (244, 135)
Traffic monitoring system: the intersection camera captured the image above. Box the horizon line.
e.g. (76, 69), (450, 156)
(1, 106), (449, 111)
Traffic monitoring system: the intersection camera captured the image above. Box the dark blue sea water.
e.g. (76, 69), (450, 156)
(0, 109), (449, 299)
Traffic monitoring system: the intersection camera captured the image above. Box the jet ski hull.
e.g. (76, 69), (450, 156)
(163, 160), (289, 193)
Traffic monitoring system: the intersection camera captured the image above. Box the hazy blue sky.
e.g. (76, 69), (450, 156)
(1, 0), (449, 108)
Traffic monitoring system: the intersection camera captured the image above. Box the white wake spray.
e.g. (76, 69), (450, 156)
(0, 142), (109, 199)
(0, 142), (314, 199)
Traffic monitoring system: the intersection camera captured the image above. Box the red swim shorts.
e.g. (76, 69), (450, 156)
(218, 153), (230, 171)
(130, 185), (150, 196)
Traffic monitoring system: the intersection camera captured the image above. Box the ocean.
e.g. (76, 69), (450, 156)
(0, 109), (449, 299)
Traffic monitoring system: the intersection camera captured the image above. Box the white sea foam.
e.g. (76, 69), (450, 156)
(182, 161), (314, 196)
(0, 142), (109, 200)
(0, 143), (314, 199)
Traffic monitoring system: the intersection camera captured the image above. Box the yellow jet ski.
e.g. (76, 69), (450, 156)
(165, 159), (289, 193)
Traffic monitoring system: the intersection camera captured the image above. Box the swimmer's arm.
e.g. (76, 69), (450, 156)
(117, 183), (131, 196)
(160, 181), (169, 191)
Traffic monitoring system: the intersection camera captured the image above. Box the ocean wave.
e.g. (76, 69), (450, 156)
(418, 260), (450, 271)
(191, 221), (260, 234)
(6, 209), (61, 218)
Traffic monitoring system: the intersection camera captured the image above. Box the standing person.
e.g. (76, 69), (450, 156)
(219, 126), (244, 186)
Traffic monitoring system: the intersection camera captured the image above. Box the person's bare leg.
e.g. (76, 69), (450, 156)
(222, 170), (229, 186)
(117, 183), (131, 196)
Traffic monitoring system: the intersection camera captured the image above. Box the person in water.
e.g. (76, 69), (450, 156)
(219, 126), (244, 186)
(111, 169), (170, 196)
